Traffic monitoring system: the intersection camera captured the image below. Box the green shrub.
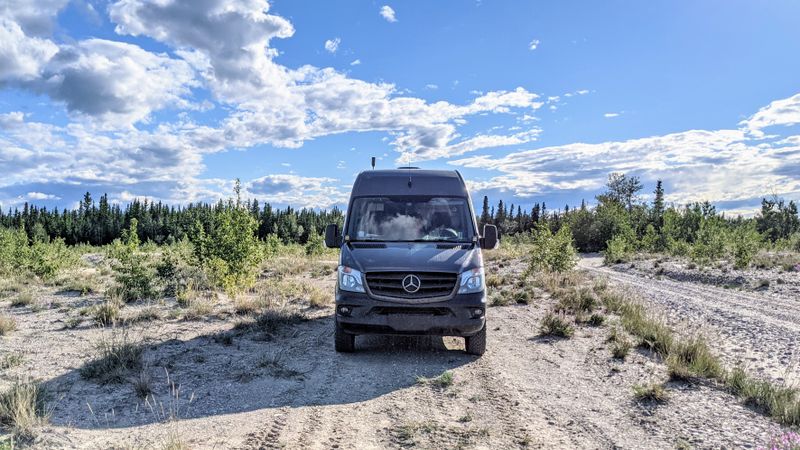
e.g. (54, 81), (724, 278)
(731, 224), (761, 269)
(304, 229), (325, 257)
(527, 223), (578, 273)
(189, 181), (262, 295)
(111, 219), (157, 302)
(604, 227), (636, 264)
(690, 218), (727, 266)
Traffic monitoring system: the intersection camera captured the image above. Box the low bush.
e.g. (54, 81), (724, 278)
(10, 292), (33, 308)
(667, 336), (723, 381)
(539, 312), (574, 338)
(526, 223), (578, 273)
(416, 371), (454, 388)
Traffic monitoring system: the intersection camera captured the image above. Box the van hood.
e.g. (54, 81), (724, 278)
(340, 242), (482, 274)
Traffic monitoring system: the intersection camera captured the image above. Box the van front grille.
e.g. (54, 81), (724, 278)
(365, 272), (458, 300)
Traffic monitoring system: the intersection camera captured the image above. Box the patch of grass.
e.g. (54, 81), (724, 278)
(233, 296), (259, 315)
(612, 338), (632, 360)
(246, 307), (305, 334)
(588, 313), (605, 326)
(485, 274), (507, 288)
(127, 307), (161, 324)
(92, 300), (121, 325)
(489, 292), (512, 306)
(539, 312), (574, 338)
(726, 367), (800, 426)
(0, 380), (49, 440)
(457, 414), (472, 423)
(307, 286), (330, 308)
(667, 336), (723, 381)
(417, 371), (454, 388)
(133, 369), (152, 399)
(633, 382), (668, 403)
(182, 299), (214, 321)
(58, 274), (98, 296)
(0, 316), (17, 336)
(256, 351), (303, 379)
(80, 328), (143, 384)
(10, 292), (33, 308)
(63, 317), (82, 329)
(1, 353), (24, 371)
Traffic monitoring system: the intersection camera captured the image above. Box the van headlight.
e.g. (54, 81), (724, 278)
(458, 267), (485, 294)
(338, 266), (365, 293)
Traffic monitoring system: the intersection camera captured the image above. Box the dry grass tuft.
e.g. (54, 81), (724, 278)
(633, 382), (668, 403)
(0, 316), (17, 336)
(0, 379), (49, 440)
(10, 292), (33, 308)
(539, 312), (574, 338)
(80, 328), (143, 384)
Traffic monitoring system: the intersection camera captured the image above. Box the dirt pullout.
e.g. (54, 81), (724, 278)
(581, 255), (800, 385)
(0, 260), (784, 449)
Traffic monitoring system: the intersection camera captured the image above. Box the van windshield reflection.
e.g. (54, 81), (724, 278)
(347, 196), (474, 242)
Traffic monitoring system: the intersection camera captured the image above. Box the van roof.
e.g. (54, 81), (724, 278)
(350, 169), (469, 197)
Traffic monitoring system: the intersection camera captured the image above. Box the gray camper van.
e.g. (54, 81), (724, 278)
(324, 169), (498, 356)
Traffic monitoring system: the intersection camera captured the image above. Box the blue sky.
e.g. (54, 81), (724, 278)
(2, 0), (800, 215)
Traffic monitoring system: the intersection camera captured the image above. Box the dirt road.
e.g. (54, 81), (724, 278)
(580, 255), (800, 385)
(1, 257), (788, 449)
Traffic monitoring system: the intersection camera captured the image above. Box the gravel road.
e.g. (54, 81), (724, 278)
(580, 255), (800, 385)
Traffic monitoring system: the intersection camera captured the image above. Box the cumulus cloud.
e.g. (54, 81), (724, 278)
(24, 192), (60, 200)
(740, 93), (800, 137)
(604, 112), (619, 118)
(247, 174), (347, 208)
(0, 18), (59, 81)
(380, 5), (397, 22)
(324, 37), (341, 53)
(39, 39), (198, 126)
(528, 39), (540, 50)
(450, 125), (800, 210)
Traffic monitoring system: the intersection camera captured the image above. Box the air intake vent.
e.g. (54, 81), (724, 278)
(351, 242), (387, 249)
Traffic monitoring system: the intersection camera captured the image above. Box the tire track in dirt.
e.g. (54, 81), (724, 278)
(582, 257), (800, 382)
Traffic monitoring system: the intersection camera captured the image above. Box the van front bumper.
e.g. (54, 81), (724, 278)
(335, 290), (486, 337)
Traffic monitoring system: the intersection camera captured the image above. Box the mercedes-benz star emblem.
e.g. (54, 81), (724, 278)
(402, 274), (421, 293)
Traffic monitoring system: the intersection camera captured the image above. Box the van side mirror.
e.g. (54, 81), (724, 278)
(324, 224), (341, 248)
(480, 224), (498, 250)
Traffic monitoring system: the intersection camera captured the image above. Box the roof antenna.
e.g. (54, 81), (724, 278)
(407, 152), (412, 188)
(371, 156), (376, 170)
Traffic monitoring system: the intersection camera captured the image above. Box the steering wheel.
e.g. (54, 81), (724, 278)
(431, 227), (459, 239)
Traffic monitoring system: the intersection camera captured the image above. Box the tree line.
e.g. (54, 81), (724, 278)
(0, 191), (344, 246)
(479, 173), (800, 255)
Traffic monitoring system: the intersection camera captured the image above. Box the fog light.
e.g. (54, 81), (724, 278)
(472, 308), (484, 318)
(338, 306), (352, 316)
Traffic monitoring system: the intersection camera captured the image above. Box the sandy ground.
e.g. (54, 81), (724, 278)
(1, 255), (794, 449)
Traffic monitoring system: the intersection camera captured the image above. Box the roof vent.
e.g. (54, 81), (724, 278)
(397, 166), (420, 170)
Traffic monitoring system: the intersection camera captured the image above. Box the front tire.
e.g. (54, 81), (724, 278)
(334, 318), (355, 353)
(465, 325), (487, 356)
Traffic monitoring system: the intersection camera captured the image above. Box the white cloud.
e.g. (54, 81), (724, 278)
(604, 112), (619, 118)
(324, 37), (341, 53)
(39, 39), (198, 127)
(740, 93), (800, 137)
(246, 174), (347, 208)
(350, 59), (361, 66)
(380, 5), (397, 22)
(450, 125), (800, 211)
(528, 39), (540, 51)
(0, 18), (59, 81)
(425, 84), (438, 90)
(24, 192), (60, 200)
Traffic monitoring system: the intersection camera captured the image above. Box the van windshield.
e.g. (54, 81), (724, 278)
(347, 196), (474, 242)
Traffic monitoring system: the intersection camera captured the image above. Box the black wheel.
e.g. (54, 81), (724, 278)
(465, 325), (487, 356)
(335, 318), (355, 353)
